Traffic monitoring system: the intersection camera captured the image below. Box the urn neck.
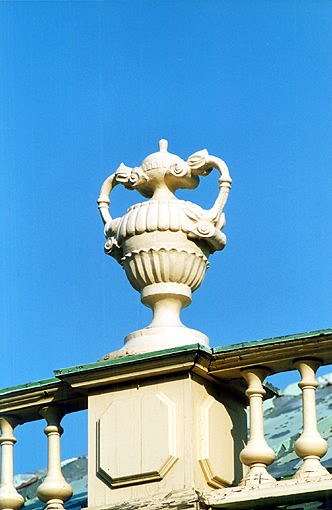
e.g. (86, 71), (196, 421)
(151, 182), (176, 201)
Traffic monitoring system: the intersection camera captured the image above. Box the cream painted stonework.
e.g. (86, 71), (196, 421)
(88, 373), (246, 507)
(96, 392), (178, 487)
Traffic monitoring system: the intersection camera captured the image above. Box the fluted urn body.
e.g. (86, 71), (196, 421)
(117, 200), (209, 293)
(97, 140), (231, 357)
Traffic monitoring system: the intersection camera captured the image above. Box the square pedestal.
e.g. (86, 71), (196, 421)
(88, 371), (246, 506)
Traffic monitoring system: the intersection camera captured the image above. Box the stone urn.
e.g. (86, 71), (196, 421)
(97, 140), (231, 357)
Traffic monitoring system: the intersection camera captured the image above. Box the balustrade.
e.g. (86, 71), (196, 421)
(0, 417), (24, 510)
(37, 406), (73, 510)
(237, 360), (332, 487)
(239, 367), (276, 485)
(0, 332), (331, 509)
(293, 358), (331, 481)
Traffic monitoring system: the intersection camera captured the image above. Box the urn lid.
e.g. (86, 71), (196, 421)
(141, 139), (185, 172)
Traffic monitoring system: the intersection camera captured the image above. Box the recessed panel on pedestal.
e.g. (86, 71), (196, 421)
(198, 395), (235, 488)
(96, 391), (177, 487)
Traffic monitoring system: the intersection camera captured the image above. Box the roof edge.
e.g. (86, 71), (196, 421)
(213, 328), (332, 354)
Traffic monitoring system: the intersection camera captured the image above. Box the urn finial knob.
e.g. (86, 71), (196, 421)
(159, 139), (168, 151)
(97, 140), (232, 358)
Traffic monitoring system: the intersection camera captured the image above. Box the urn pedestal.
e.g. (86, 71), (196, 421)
(87, 348), (247, 507)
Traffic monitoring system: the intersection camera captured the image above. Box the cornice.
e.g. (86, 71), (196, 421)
(1, 329), (331, 421)
(209, 329), (332, 379)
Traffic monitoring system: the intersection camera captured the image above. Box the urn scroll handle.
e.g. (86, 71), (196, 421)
(97, 173), (117, 226)
(187, 150), (232, 229)
(97, 163), (134, 233)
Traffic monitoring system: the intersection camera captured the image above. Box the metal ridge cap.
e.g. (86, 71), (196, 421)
(212, 328), (332, 355)
(0, 345), (212, 398)
(55, 343), (212, 379)
(0, 377), (60, 398)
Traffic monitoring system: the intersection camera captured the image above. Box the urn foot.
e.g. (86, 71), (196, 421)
(100, 326), (209, 360)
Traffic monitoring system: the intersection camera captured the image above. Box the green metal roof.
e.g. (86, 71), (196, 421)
(212, 328), (332, 354)
(54, 342), (211, 377)
(0, 328), (331, 397)
(0, 378), (59, 396)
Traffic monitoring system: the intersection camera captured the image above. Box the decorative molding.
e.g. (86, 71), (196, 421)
(198, 458), (231, 489)
(198, 395), (233, 488)
(96, 392), (178, 488)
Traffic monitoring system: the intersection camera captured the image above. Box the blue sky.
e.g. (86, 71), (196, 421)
(1, 0), (331, 473)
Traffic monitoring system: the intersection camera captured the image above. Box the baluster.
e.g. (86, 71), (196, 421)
(37, 407), (73, 510)
(239, 367), (276, 485)
(293, 358), (331, 481)
(0, 416), (24, 510)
